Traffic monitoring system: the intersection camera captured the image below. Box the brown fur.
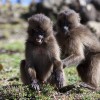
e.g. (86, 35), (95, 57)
(20, 14), (66, 90)
(56, 9), (100, 90)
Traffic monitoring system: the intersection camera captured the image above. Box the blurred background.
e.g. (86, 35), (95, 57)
(0, 0), (100, 41)
(0, 0), (100, 99)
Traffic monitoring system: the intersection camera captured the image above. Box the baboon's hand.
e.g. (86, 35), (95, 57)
(31, 79), (40, 91)
(55, 71), (64, 89)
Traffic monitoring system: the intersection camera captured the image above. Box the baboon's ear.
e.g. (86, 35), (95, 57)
(28, 17), (32, 24)
(28, 17), (30, 22)
(50, 20), (53, 26)
(76, 13), (81, 22)
(57, 12), (64, 19)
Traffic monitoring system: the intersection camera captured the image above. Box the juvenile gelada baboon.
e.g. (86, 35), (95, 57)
(20, 14), (66, 91)
(56, 9), (100, 90)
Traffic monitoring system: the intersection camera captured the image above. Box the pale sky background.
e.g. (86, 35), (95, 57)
(2, 0), (41, 6)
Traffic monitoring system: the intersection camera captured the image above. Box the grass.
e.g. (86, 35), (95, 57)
(1, 37), (100, 100)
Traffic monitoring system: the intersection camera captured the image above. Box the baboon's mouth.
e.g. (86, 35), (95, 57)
(36, 38), (43, 44)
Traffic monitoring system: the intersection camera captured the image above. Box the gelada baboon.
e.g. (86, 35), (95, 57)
(56, 9), (100, 90)
(20, 14), (66, 91)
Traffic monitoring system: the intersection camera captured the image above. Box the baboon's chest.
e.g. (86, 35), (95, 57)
(33, 47), (52, 62)
(57, 36), (66, 50)
(59, 38), (68, 54)
(33, 48), (53, 81)
(58, 36), (71, 58)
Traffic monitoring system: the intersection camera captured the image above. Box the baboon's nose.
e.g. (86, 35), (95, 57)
(63, 26), (69, 33)
(38, 35), (43, 39)
(36, 35), (44, 44)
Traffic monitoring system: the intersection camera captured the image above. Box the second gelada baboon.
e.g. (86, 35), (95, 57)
(56, 8), (100, 90)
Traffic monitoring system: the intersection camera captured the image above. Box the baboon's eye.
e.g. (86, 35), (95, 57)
(67, 21), (72, 25)
(35, 29), (45, 36)
(58, 20), (63, 27)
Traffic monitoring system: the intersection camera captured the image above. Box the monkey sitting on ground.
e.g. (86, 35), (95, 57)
(56, 9), (100, 90)
(20, 14), (66, 91)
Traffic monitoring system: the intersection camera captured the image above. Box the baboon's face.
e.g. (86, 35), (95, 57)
(28, 27), (45, 45)
(57, 10), (80, 34)
(27, 14), (53, 45)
